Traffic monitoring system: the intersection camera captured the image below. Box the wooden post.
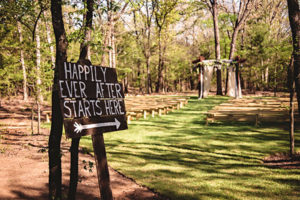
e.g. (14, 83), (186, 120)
(197, 65), (204, 100)
(92, 133), (113, 200)
(46, 113), (50, 123)
(127, 115), (131, 124)
(255, 114), (259, 127)
(31, 105), (34, 134)
(68, 138), (80, 200)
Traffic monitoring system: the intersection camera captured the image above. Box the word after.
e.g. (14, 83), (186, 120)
(58, 62), (127, 138)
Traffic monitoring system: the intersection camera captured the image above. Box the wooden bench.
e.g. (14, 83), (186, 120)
(43, 110), (52, 123)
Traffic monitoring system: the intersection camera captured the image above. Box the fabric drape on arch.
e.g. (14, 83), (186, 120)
(203, 66), (214, 98)
(201, 65), (241, 98)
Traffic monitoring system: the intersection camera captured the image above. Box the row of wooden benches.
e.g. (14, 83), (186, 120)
(125, 97), (190, 123)
(43, 96), (190, 123)
(205, 97), (299, 125)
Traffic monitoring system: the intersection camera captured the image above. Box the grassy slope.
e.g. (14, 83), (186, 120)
(80, 96), (300, 200)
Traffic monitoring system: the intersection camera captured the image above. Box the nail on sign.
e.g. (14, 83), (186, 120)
(58, 62), (128, 138)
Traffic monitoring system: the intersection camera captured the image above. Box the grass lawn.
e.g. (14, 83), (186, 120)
(80, 96), (300, 200)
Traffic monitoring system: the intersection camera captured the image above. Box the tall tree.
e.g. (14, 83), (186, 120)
(101, 0), (128, 68)
(17, 21), (28, 101)
(287, 0), (300, 115)
(44, 10), (56, 69)
(153, 0), (178, 93)
(49, 0), (68, 199)
(205, 0), (223, 95)
(223, 0), (257, 96)
(35, 19), (42, 133)
(133, 0), (156, 94)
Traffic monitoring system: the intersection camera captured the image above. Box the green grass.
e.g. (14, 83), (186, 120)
(78, 96), (300, 200)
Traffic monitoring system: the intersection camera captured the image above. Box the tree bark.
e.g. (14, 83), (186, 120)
(146, 30), (152, 94)
(68, 138), (80, 200)
(35, 19), (42, 134)
(225, 0), (254, 95)
(49, 0), (68, 199)
(111, 32), (116, 68)
(17, 21), (28, 101)
(211, 1), (223, 95)
(287, 0), (300, 115)
(288, 56), (295, 156)
(137, 59), (142, 92)
(156, 29), (164, 93)
(36, 21), (42, 102)
(229, 26), (239, 60)
(44, 11), (56, 69)
(79, 0), (94, 61)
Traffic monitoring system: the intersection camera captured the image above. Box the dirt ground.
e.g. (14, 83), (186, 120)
(0, 98), (166, 200)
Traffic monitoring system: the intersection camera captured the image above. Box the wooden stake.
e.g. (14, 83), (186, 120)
(92, 133), (113, 200)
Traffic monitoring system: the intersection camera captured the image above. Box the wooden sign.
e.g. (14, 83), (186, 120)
(59, 62), (127, 138)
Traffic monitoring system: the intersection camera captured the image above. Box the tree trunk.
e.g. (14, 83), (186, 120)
(68, 138), (80, 200)
(100, 28), (109, 66)
(274, 65), (277, 97)
(49, 0), (68, 199)
(79, 0), (94, 61)
(287, 0), (300, 116)
(35, 21), (42, 133)
(124, 74), (129, 93)
(226, 25), (240, 96)
(288, 56), (295, 156)
(111, 32), (116, 68)
(137, 59), (142, 93)
(146, 54), (152, 94)
(229, 27), (239, 60)
(44, 11), (56, 69)
(164, 60), (168, 92)
(17, 21), (28, 101)
(212, 1), (222, 95)
(36, 21), (42, 102)
(107, 1), (113, 68)
(190, 68), (194, 90)
(108, 25), (113, 68)
(156, 29), (163, 93)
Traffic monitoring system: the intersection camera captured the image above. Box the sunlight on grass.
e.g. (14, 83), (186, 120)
(80, 96), (300, 200)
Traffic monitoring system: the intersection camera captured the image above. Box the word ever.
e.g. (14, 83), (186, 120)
(59, 81), (123, 99)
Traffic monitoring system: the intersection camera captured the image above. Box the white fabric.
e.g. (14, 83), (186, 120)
(227, 66), (242, 98)
(203, 65), (214, 98)
(238, 78), (242, 98)
(227, 66), (236, 97)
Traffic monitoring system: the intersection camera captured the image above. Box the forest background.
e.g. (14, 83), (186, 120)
(0, 0), (293, 101)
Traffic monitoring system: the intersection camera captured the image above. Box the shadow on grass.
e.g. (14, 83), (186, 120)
(80, 96), (300, 200)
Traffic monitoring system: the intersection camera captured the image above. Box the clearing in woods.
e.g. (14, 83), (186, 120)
(0, 95), (300, 199)
(80, 95), (300, 200)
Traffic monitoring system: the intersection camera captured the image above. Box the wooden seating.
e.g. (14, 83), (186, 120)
(125, 96), (190, 122)
(43, 96), (190, 124)
(206, 97), (299, 125)
(43, 111), (52, 123)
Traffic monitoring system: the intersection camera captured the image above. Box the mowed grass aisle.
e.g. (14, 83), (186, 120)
(81, 96), (300, 200)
